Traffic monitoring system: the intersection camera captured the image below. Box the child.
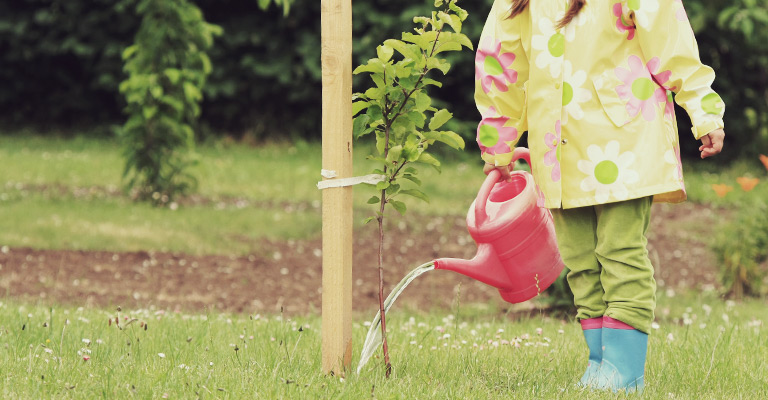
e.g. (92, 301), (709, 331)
(474, 0), (725, 393)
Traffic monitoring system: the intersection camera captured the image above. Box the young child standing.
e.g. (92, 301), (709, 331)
(474, 0), (725, 393)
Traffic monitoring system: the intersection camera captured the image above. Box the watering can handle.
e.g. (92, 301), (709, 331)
(475, 148), (532, 225)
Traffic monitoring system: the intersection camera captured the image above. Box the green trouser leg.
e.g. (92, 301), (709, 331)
(551, 196), (656, 333)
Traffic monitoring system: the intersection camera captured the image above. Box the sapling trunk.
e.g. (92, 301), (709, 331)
(377, 194), (392, 377)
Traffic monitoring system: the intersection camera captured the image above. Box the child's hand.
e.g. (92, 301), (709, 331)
(483, 163), (513, 182)
(699, 129), (725, 159)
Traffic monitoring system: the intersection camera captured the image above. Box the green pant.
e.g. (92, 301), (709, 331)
(551, 197), (656, 334)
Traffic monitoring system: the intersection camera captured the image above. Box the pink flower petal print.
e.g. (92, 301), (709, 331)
(477, 107), (519, 156)
(542, 120), (561, 182)
(613, 3), (636, 40)
(647, 57), (676, 120)
(475, 40), (518, 94)
(615, 55), (665, 122)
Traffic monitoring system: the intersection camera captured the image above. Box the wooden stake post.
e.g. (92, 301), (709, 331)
(320, 0), (353, 375)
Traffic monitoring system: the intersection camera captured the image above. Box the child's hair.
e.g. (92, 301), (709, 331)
(507, 0), (586, 29)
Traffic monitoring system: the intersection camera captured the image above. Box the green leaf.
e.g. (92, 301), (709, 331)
(164, 68), (182, 84)
(428, 109), (453, 130)
(416, 152), (441, 172)
(376, 181), (390, 190)
(415, 91), (431, 112)
(183, 81), (202, 102)
(384, 39), (421, 61)
(352, 100), (370, 116)
(390, 200), (407, 215)
(400, 189), (430, 203)
(367, 196), (380, 204)
(403, 174), (422, 186)
(423, 78), (443, 88)
(433, 41), (463, 55)
(364, 87), (384, 101)
(448, 2), (469, 21)
(386, 145), (403, 163)
(142, 105), (158, 120)
(426, 58), (451, 74)
(438, 11), (462, 33)
(385, 183), (401, 196)
(377, 45), (394, 63)
(353, 58), (385, 75)
(406, 111), (426, 129)
(363, 216), (377, 225)
(353, 114), (372, 139)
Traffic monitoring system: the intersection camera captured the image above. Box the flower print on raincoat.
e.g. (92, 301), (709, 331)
(474, 0), (724, 209)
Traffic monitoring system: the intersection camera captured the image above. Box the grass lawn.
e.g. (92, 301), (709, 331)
(1, 134), (766, 256)
(2, 290), (767, 399)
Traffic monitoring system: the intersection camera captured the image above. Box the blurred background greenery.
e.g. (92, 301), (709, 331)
(0, 0), (766, 160)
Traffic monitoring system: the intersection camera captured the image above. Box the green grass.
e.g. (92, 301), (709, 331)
(2, 290), (767, 398)
(1, 134), (766, 255)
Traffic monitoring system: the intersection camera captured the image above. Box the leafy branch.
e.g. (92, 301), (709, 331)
(352, 0), (471, 377)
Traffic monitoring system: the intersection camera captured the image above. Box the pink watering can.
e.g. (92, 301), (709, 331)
(433, 148), (565, 304)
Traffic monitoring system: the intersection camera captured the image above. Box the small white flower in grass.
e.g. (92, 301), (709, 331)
(442, 333), (451, 339)
(209, 362), (214, 366)
(82, 339), (91, 345)
(470, 329), (477, 336)
(431, 346), (437, 350)
(44, 348), (53, 354)
(722, 314), (730, 324)
(544, 337), (551, 343)
(501, 339), (510, 346)
(558, 329), (564, 334)
(702, 304), (712, 315)
(521, 334), (530, 340)
(725, 300), (736, 309)
(497, 328), (505, 333)
(699, 323), (707, 329)
(536, 328), (543, 335)
(461, 340), (467, 344)
(158, 353), (166, 358)
(363, 321), (371, 327)
(270, 337), (276, 341)
(651, 322), (660, 330)
(410, 341), (417, 345)
(666, 333), (674, 342)
(96, 339), (103, 345)
(666, 289), (676, 298)
(162, 393), (170, 399)
(683, 317), (692, 326)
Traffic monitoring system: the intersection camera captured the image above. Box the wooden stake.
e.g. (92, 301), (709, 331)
(320, 0), (353, 376)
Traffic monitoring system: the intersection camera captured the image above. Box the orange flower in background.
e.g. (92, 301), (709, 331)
(761, 154), (768, 172)
(711, 183), (733, 198)
(736, 177), (759, 192)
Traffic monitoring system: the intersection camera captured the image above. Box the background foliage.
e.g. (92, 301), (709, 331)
(0, 0), (766, 159)
(119, 0), (221, 202)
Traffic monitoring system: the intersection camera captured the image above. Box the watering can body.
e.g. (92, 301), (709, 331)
(433, 148), (565, 304)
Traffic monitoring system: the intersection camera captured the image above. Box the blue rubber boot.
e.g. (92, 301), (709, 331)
(578, 317), (602, 388)
(597, 316), (648, 393)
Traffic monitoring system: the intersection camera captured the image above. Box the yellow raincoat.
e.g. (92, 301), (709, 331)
(475, 0), (725, 208)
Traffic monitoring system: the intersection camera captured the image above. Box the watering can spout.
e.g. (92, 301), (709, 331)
(433, 243), (511, 291)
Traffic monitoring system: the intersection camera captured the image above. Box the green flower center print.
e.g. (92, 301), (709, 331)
(628, 0), (641, 11)
(548, 33), (565, 57)
(484, 56), (504, 76)
(478, 124), (499, 147)
(701, 93), (724, 114)
(562, 81), (574, 105)
(632, 77), (655, 100)
(594, 160), (619, 185)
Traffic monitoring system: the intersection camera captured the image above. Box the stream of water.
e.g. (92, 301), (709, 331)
(356, 261), (436, 374)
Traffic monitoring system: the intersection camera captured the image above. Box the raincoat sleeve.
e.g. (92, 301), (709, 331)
(474, 0), (530, 167)
(624, 0), (725, 139)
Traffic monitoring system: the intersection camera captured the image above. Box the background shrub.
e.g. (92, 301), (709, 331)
(0, 0), (765, 160)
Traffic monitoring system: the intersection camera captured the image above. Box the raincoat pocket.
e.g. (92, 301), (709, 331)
(591, 71), (637, 128)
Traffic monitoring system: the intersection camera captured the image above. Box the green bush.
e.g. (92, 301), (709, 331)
(119, 0), (221, 202)
(0, 0), (765, 161)
(711, 200), (768, 298)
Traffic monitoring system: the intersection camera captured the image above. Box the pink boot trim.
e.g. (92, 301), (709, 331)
(603, 316), (635, 330)
(580, 317), (603, 330)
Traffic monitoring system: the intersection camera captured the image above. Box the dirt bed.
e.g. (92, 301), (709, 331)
(0, 203), (720, 315)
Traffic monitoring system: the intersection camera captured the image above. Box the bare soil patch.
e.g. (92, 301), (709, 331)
(0, 203), (720, 315)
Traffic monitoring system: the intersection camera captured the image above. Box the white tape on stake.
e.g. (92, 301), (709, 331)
(317, 170), (386, 190)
